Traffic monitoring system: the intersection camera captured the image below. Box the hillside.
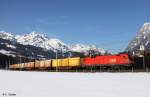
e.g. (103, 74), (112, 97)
(0, 31), (107, 59)
(0, 38), (55, 59)
(126, 23), (150, 54)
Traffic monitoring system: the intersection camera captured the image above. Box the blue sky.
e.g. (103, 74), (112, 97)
(0, 0), (150, 52)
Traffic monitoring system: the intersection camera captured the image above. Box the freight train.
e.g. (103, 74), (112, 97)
(10, 53), (134, 71)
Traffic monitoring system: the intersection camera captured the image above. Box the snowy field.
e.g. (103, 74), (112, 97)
(0, 70), (150, 97)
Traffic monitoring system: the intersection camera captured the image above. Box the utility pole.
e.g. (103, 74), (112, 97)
(55, 46), (58, 72)
(61, 47), (63, 58)
(8, 57), (10, 70)
(140, 44), (145, 71)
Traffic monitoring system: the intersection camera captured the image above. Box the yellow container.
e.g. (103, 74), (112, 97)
(52, 59), (62, 67)
(35, 61), (40, 68)
(24, 63), (29, 68)
(9, 64), (14, 69)
(29, 62), (35, 68)
(61, 58), (69, 67)
(25, 62), (34, 68)
(69, 57), (81, 67)
(13, 64), (15, 69)
(20, 63), (25, 68)
(44, 60), (51, 67)
(13, 64), (17, 69)
(10, 64), (19, 69)
(39, 61), (45, 68)
(16, 64), (20, 69)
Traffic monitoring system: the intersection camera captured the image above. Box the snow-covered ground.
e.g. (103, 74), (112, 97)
(0, 70), (150, 97)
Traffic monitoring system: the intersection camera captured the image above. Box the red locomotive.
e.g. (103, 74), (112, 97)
(83, 53), (132, 66)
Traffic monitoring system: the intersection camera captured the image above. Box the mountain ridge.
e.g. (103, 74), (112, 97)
(126, 23), (150, 54)
(0, 31), (107, 58)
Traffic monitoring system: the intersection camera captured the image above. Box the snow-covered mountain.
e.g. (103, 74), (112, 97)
(70, 44), (106, 55)
(15, 32), (69, 51)
(15, 32), (49, 47)
(0, 31), (14, 41)
(0, 31), (107, 57)
(0, 38), (55, 59)
(126, 23), (150, 53)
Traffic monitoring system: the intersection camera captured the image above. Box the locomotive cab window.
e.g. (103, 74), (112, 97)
(122, 56), (127, 59)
